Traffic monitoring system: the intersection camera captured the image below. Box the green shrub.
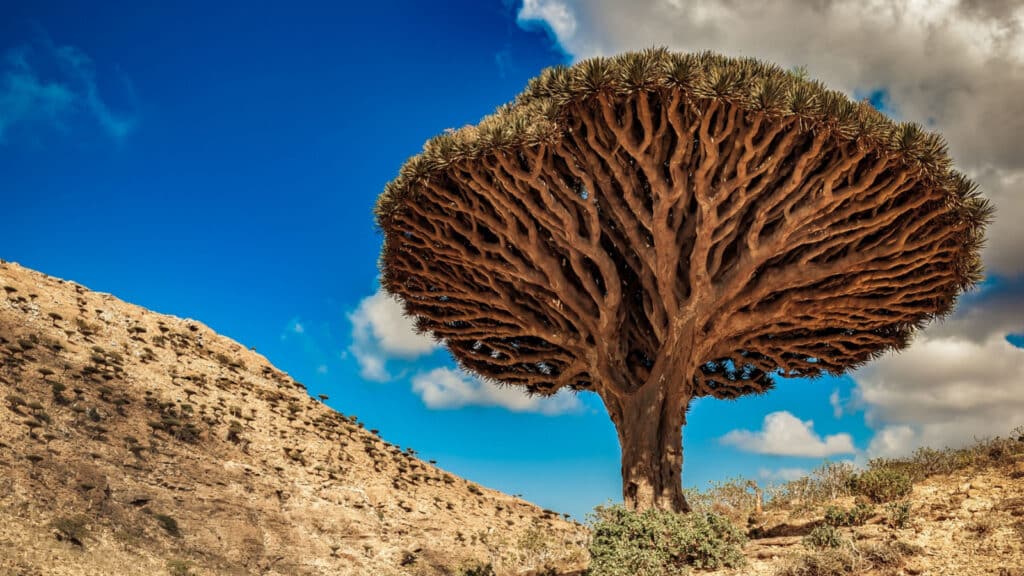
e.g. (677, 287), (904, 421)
(458, 563), (496, 576)
(803, 525), (845, 549)
(823, 502), (874, 527)
(587, 505), (746, 576)
(153, 513), (181, 537)
(166, 559), (193, 576)
(884, 500), (912, 528)
(849, 468), (912, 503)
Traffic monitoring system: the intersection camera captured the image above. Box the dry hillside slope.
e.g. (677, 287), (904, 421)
(0, 261), (588, 576)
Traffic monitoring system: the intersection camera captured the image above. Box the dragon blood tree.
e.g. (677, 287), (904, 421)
(375, 50), (991, 512)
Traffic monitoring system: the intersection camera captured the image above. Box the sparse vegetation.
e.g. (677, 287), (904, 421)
(458, 563), (496, 576)
(765, 461), (857, 511)
(865, 427), (1024, 482)
(776, 540), (919, 576)
(153, 513), (181, 537)
(166, 559), (194, 576)
(849, 468), (912, 503)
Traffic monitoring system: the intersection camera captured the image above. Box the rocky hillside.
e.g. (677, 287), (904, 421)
(0, 261), (587, 576)
(725, 463), (1024, 576)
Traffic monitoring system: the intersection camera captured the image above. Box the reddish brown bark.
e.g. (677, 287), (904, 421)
(605, 379), (691, 512)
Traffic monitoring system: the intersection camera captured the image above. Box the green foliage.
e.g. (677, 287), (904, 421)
(884, 500), (912, 529)
(4, 394), (26, 411)
(823, 502), (874, 527)
(377, 50), (991, 285)
(153, 513), (181, 537)
(166, 559), (193, 576)
(227, 420), (244, 443)
(458, 563), (495, 576)
(849, 468), (912, 503)
(587, 504), (746, 576)
(802, 525), (846, 550)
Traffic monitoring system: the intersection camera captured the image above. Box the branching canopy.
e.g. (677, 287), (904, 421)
(376, 49), (991, 403)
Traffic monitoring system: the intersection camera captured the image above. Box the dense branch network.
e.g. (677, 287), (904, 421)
(377, 50), (990, 409)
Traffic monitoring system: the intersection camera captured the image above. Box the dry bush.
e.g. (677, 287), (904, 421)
(966, 516), (998, 538)
(776, 539), (918, 576)
(765, 461), (856, 512)
(868, 426), (1024, 482)
(684, 476), (761, 524)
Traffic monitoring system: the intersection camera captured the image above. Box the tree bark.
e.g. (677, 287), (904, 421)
(608, 381), (691, 513)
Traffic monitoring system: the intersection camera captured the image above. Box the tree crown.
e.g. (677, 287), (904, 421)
(375, 49), (991, 400)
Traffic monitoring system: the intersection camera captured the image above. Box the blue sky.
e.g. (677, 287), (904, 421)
(2, 1), (1021, 520)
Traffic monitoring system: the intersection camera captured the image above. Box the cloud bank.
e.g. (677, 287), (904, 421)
(855, 283), (1024, 456)
(721, 411), (856, 457)
(348, 288), (439, 382)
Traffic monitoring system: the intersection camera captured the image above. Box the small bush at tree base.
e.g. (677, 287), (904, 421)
(587, 504), (746, 576)
(849, 468), (912, 503)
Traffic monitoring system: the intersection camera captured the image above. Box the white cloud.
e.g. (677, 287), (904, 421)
(721, 411), (856, 457)
(866, 425), (917, 458)
(348, 288), (439, 382)
(0, 48), (75, 141)
(518, 0), (578, 44)
(292, 321), (304, 334)
(412, 366), (582, 415)
(517, 0), (1024, 276)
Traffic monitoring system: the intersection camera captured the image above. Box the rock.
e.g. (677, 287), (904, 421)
(905, 562), (925, 575)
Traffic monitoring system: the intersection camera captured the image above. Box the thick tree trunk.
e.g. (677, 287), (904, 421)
(609, 381), (691, 513)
